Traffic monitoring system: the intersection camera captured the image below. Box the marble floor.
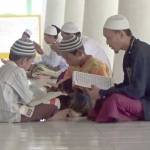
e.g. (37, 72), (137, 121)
(0, 119), (150, 150)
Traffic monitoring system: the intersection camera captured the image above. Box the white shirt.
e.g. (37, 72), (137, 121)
(0, 61), (33, 122)
(42, 50), (68, 72)
(82, 36), (111, 70)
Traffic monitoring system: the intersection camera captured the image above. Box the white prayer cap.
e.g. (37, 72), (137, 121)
(104, 15), (130, 30)
(24, 29), (32, 37)
(44, 25), (57, 36)
(61, 22), (80, 33)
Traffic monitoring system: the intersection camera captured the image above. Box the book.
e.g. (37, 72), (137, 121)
(31, 64), (62, 78)
(73, 71), (112, 89)
(29, 78), (57, 88)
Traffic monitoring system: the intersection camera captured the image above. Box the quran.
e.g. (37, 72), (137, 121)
(31, 64), (62, 78)
(73, 71), (111, 89)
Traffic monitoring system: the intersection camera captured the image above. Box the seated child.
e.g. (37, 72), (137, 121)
(51, 35), (110, 118)
(0, 38), (59, 123)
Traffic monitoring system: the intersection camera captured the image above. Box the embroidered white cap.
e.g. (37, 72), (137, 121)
(61, 22), (80, 33)
(44, 25), (57, 36)
(104, 15), (130, 30)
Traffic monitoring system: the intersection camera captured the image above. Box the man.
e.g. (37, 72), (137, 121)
(87, 14), (150, 122)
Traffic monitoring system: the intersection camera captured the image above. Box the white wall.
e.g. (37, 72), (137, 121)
(119, 0), (150, 43)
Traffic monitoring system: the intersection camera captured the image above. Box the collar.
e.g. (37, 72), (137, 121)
(127, 36), (135, 54)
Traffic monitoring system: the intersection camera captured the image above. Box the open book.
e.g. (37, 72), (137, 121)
(29, 78), (57, 88)
(73, 71), (112, 89)
(31, 64), (62, 78)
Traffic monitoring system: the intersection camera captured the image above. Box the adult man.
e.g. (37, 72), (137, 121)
(87, 14), (150, 122)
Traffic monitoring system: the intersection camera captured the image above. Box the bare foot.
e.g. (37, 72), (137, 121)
(48, 108), (81, 121)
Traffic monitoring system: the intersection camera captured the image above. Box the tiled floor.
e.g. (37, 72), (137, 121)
(0, 119), (150, 150)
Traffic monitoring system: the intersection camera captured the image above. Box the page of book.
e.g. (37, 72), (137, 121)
(29, 78), (57, 88)
(73, 71), (111, 89)
(31, 64), (62, 78)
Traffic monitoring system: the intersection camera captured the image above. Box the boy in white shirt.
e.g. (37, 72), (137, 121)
(41, 25), (68, 72)
(0, 38), (58, 122)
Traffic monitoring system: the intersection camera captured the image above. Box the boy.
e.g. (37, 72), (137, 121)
(0, 38), (58, 122)
(41, 25), (68, 71)
(54, 35), (110, 117)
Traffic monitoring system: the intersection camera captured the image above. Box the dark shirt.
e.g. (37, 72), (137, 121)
(99, 38), (150, 120)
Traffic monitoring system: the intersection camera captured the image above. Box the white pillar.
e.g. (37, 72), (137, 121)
(119, 0), (150, 43)
(83, 0), (118, 41)
(45, 0), (66, 27)
(42, 0), (66, 54)
(64, 0), (85, 31)
(83, 0), (119, 70)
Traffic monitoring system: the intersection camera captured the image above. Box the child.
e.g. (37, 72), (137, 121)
(53, 35), (110, 118)
(0, 38), (58, 122)
(41, 25), (68, 71)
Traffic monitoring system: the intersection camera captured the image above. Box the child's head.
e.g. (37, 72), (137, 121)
(58, 35), (85, 66)
(9, 38), (36, 71)
(44, 25), (59, 44)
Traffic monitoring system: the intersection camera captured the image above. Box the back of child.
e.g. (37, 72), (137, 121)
(0, 38), (58, 123)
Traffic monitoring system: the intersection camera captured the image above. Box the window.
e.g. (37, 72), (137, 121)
(0, 0), (46, 58)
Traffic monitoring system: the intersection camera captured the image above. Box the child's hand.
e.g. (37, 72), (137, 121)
(1, 59), (9, 64)
(34, 42), (44, 55)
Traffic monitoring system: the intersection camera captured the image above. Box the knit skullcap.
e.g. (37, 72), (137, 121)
(44, 25), (57, 36)
(104, 14), (130, 30)
(61, 22), (80, 34)
(10, 38), (35, 56)
(58, 35), (83, 52)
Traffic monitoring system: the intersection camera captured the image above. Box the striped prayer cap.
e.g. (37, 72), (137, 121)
(58, 35), (83, 52)
(10, 38), (35, 56)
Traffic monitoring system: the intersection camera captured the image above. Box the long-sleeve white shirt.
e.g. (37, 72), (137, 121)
(0, 61), (33, 122)
(41, 50), (68, 72)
